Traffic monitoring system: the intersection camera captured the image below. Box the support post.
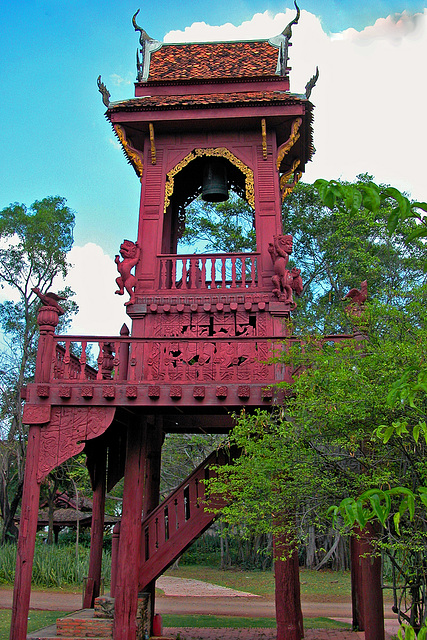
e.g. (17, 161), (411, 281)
(10, 303), (60, 640)
(113, 418), (148, 640)
(110, 521), (121, 598)
(83, 442), (107, 608)
(274, 531), (303, 640)
(350, 532), (365, 630)
(141, 417), (163, 629)
(359, 524), (385, 640)
(9, 427), (42, 640)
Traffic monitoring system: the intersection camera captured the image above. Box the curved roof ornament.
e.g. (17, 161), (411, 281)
(269, 1), (300, 76)
(132, 9), (162, 82)
(305, 66), (319, 99)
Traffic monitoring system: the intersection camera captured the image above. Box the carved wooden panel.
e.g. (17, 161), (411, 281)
(37, 406), (115, 482)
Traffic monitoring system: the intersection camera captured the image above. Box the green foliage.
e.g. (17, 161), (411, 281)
(179, 193), (256, 253)
(0, 543), (111, 587)
(282, 177), (425, 333)
(0, 196), (76, 543)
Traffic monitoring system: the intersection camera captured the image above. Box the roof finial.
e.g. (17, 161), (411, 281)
(132, 10), (153, 45)
(305, 66), (319, 99)
(97, 75), (110, 108)
(269, 1), (301, 76)
(282, 1), (301, 40)
(132, 10), (162, 82)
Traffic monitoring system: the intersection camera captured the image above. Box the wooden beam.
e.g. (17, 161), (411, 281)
(9, 426), (42, 640)
(113, 419), (148, 640)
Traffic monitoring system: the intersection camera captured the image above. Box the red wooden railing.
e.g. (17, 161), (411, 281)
(138, 447), (232, 590)
(158, 252), (259, 291)
(51, 334), (356, 385)
(52, 335), (282, 384)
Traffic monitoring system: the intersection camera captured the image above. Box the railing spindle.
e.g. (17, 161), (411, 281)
(210, 258), (216, 289)
(63, 341), (71, 379)
(201, 257), (206, 288)
(159, 258), (166, 290)
(182, 259), (188, 290)
(171, 259), (177, 290)
(96, 342), (104, 380)
(231, 257), (237, 288)
(79, 342), (87, 380)
(251, 256), (256, 288)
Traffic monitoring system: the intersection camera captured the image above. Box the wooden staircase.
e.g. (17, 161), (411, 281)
(138, 446), (232, 591)
(27, 447), (233, 640)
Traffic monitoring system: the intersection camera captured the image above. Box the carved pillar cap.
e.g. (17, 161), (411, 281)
(37, 305), (61, 333)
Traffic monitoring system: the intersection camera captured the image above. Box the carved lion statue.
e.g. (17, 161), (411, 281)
(115, 240), (140, 306)
(268, 234), (293, 300)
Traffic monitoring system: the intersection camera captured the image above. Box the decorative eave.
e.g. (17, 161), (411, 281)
(106, 91), (308, 113)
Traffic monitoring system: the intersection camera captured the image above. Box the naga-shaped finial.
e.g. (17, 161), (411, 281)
(132, 9), (153, 46)
(305, 66), (319, 100)
(282, 1), (300, 40)
(97, 76), (110, 108)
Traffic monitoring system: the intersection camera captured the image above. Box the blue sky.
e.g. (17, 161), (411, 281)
(1, 1), (426, 333)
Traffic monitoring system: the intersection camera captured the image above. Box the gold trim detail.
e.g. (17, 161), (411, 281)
(114, 124), (144, 180)
(261, 119), (267, 160)
(164, 147), (255, 211)
(149, 123), (156, 165)
(276, 118), (302, 170)
(280, 159), (301, 201)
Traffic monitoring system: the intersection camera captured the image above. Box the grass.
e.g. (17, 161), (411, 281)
(0, 609), (68, 640)
(164, 565), (352, 600)
(162, 614), (351, 629)
(0, 610), (350, 640)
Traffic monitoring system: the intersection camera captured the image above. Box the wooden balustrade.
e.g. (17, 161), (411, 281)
(138, 449), (229, 590)
(158, 253), (259, 291)
(51, 334), (355, 385)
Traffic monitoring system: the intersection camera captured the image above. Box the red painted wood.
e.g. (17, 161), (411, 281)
(138, 448), (230, 590)
(9, 426), (42, 640)
(110, 522), (121, 598)
(83, 444), (107, 608)
(113, 422), (148, 640)
(274, 533), (304, 640)
(350, 532), (365, 631)
(358, 525), (385, 640)
(134, 77), (290, 98)
(142, 418), (163, 629)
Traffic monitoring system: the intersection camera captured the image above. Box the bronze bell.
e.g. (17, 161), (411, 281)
(201, 159), (229, 202)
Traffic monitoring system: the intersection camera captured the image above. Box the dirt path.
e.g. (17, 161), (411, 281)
(1, 576), (400, 639)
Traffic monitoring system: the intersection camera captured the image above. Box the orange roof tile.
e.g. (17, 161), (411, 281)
(110, 90), (303, 112)
(147, 41), (279, 81)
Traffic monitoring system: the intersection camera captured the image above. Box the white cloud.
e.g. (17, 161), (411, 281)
(56, 243), (128, 336)
(109, 138), (122, 151)
(164, 9), (427, 202)
(110, 73), (133, 86)
(164, 10), (293, 42)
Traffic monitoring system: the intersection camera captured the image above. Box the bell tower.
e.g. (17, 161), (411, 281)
(10, 6), (320, 640)
(105, 9), (315, 396)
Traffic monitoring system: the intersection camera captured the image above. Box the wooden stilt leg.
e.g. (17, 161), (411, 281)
(359, 525), (384, 640)
(83, 442), (107, 609)
(110, 522), (121, 598)
(350, 532), (365, 631)
(113, 419), (147, 640)
(9, 426), (42, 640)
(274, 532), (303, 640)
(141, 417), (163, 630)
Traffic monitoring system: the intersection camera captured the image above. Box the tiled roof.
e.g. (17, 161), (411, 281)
(147, 41), (279, 81)
(109, 91), (304, 112)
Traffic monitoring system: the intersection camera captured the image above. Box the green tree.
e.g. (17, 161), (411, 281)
(0, 196), (76, 542)
(282, 177), (425, 333)
(179, 192), (256, 254)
